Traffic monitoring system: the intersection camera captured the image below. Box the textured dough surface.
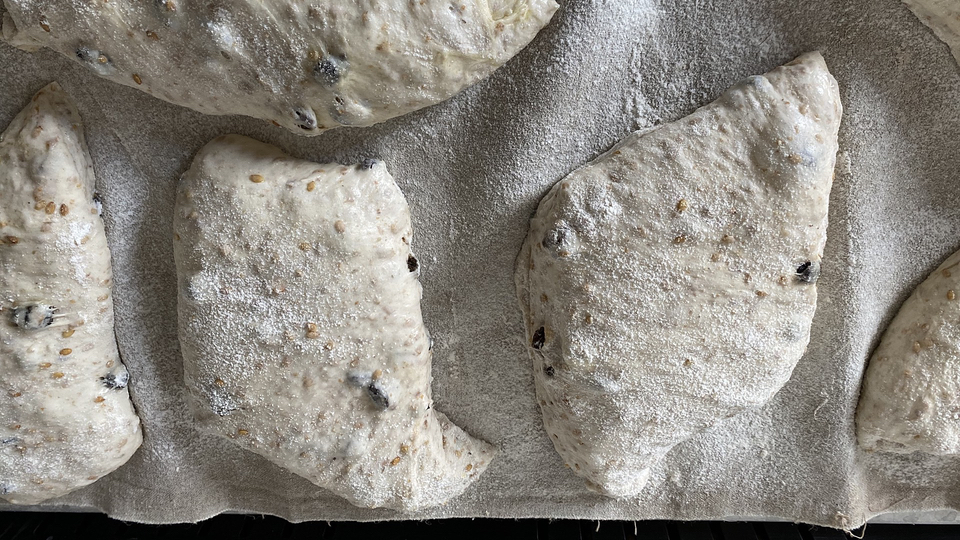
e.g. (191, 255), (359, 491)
(857, 248), (960, 454)
(516, 52), (842, 498)
(902, 0), (960, 66)
(174, 135), (494, 511)
(1, 0), (557, 136)
(0, 83), (142, 505)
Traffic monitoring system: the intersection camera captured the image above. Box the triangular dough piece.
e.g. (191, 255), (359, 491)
(0, 83), (142, 504)
(2, 0), (558, 135)
(903, 0), (960, 66)
(516, 53), (842, 497)
(857, 249), (960, 454)
(174, 135), (494, 511)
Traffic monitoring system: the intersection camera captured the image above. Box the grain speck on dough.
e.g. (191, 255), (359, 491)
(334, 220), (346, 233)
(948, 290), (955, 301)
(676, 199), (689, 212)
(132, 74), (142, 85)
(59, 348), (72, 356)
(249, 174), (264, 183)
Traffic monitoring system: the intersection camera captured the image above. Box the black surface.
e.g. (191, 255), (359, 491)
(0, 513), (956, 539)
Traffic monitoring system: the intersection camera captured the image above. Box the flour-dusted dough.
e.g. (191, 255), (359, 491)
(174, 135), (494, 511)
(902, 0), (960, 66)
(516, 53), (842, 497)
(857, 249), (960, 454)
(0, 83), (142, 504)
(1, 1), (557, 136)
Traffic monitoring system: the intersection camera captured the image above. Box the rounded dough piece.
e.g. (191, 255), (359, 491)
(516, 52), (842, 498)
(1, 0), (558, 135)
(857, 249), (960, 454)
(0, 83), (143, 504)
(174, 135), (494, 511)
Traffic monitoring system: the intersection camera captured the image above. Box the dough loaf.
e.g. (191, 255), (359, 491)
(0, 83), (142, 504)
(174, 135), (494, 511)
(516, 52), (842, 497)
(857, 248), (960, 454)
(2, 0), (558, 135)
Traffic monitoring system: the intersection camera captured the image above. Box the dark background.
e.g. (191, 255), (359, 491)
(0, 515), (957, 540)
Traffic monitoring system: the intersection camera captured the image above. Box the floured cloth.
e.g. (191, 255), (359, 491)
(0, 0), (959, 528)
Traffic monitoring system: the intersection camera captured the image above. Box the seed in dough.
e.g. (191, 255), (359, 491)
(174, 135), (495, 511)
(857, 248), (960, 454)
(0, 82), (143, 504)
(515, 52), (842, 498)
(1, 0), (559, 135)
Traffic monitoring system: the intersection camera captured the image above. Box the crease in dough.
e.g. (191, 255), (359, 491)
(174, 135), (495, 511)
(516, 52), (842, 497)
(1, 0), (558, 135)
(857, 248), (960, 454)
(0, 82), (142, 504)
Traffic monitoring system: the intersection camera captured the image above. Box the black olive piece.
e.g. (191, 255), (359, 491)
(542, 227), (568, 251)
(100, 371), (129, 390)
(796, 261), (821, 284)
(0, 437), (19, 445)
(359, 158), (378, 170)
(366, 383), (390, 410)
(76, 47), (110, 66)
(544, 365), (555, 377)
(314, 56), (346, 85)
(531, 327), (545, 350)
(210, 402), (238, 417)
(12, 304), (55, 330)
(293, 107), (317, 130)
(542, 225), (577, 258)
(407, 255), (419, 273)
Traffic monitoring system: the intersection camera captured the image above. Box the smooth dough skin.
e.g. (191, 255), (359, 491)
(1, 0), (558, 136)
(857, 249), (960, 454)
(174, 135), (494, 511)
(902, 0), (960, 66)
(516, 53), (842, 498)
(0, 83), (142, 504)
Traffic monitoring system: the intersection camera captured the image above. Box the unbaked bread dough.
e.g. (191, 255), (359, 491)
(516, 52), (842, 497)
(857, 248), (960, 454)
(1, 0), (558, 135)
(0, 82), (142, 504)
(902, 0), (960, 66)
(174, 135), (494, 511)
